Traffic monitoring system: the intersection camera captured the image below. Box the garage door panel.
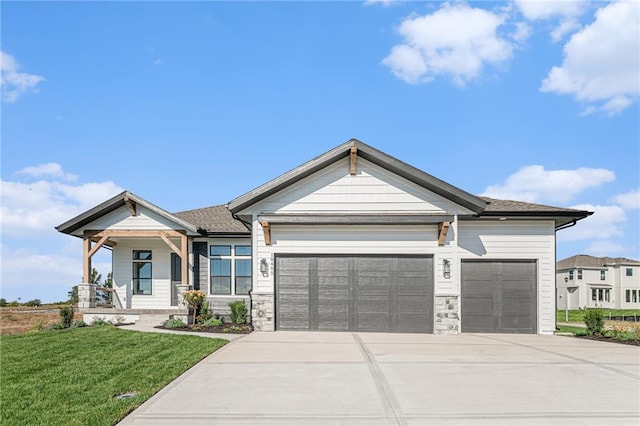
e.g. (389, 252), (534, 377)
(277, 255), (433, 333)
(461, 261), (536, 334)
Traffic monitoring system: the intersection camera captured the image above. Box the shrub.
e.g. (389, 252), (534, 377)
(202, 318), (222, 327)
(583, 308), (605, 336)
(73, 320), (88, 328)
(163, 318), (186, 329)
(48, 322), (67, 331)
(196, 301), (213, 324)
(183, 290), (206, 325)
(229, 300), (248, 325)
(91, 317), (112, 327)
(110, 315), (126, 325)
(59, 306), (74, 328)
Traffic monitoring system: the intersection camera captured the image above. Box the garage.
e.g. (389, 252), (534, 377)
(461, 260), (537, 334)
(276, 255), (434, 333)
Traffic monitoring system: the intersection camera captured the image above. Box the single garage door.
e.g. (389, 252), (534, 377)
(276, 255), (433, 333)
(461, 260), (537, 333)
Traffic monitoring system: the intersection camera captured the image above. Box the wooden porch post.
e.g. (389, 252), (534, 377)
(83, 236), (92, 283)
(181, 234), (188, 285)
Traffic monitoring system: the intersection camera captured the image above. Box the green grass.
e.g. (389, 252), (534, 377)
(556, 309), (640, 323)
(556, 324), (588, 335)
(0, 326), (227, 425)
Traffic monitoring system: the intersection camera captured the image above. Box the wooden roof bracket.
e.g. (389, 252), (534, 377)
(438, 221), (450, 246)
(260, 221), (271, 245)
(350, 146), (357, 176)
(123, 194), (137, 216)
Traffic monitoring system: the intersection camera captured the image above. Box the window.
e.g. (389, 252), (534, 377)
(577, 269), (583, 280)
(171, 253), (182, 282)
(568, 269), (574, 280)
(626, 290), (631, 303)
(626, 268), (633, 277)
(592, 287), (610, 303)
(133, 250), (152, 295)
(634, 291), (638, 303)
(235, 259), (251, 295)
(210, 244), (252, 295)
(600, 270), (606, 280)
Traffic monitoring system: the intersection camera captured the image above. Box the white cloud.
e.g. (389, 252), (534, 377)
(0, 241), (112, 303)
(540, 1), (640, 115)
(364, 0), (399, 6)
(0, 165), (123, 237)
(382, 2), (513, 86)
(515, 0), (587, 42)
(515, 0), (588, 21)
(582, 240), (630, 257)
(481, 165), (615, 203)
(557, 204), (627, 242)
(1, 51), (45, 103)
(16, 162), (78, 182)
(512, 22), (533, 43)
(611, 189), (640, 210)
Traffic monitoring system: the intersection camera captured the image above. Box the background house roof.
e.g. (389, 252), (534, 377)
(173, 205), (249, 235)
(557, 254), (640, 270)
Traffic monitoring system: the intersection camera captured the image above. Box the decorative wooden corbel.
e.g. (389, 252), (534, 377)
(261, 221), (271, 245)
(438, 221), (450, 246)
(350, 146), (357, 176)
(123, 194), (137, 216)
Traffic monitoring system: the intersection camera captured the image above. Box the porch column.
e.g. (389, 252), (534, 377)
(181, 234), (188, 286)
(83, 236), (92, 283)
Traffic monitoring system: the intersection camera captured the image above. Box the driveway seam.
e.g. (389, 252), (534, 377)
(352, 333), (403, 426)
(475, 334), (640, 380)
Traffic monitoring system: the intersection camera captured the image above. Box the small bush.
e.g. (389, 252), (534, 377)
(202, 318), (222, 327)
(48, 322), (67, 331)
(59, 306), (74, 328)
(583, 308), (605, 336)
(196, 301), (213, 324)
(229, 300), (248, 325)
(163, 318), (186, 329)
(110, 315), (126, 325)
(73, 320), (88, 328)
(91, 317), (112, 327)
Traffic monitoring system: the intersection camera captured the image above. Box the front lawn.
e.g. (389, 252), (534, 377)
(0, 326), (227, 425)
(556, 309), (640, 323)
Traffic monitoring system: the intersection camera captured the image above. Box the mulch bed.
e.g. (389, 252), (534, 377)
(155, 323), (252, 334)
(574, 335), (640, 346)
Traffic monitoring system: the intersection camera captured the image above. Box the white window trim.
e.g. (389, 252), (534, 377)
(209, 244), (252, 296)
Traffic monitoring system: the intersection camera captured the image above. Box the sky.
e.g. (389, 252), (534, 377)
(1, 0), (638, 303)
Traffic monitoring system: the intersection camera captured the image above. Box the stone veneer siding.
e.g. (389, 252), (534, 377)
(434, 295), (459, 335)
(77, 284), (97, 310)
(251, 293), (274, 331)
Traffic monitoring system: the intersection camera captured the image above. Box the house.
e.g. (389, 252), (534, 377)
(556, 255), (640, 310)
(56, 139), (592, 334)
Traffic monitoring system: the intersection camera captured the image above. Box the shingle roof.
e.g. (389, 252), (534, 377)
(173, 205), (249, 234)
(557, 254), (640, 270)
(479, 197), (588, 213)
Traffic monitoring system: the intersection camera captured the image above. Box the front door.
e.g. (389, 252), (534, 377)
(171, 253), (181, 306)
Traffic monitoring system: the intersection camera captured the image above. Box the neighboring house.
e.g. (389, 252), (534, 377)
(56, 139), (591, 334)
(556, 255), (640, 310)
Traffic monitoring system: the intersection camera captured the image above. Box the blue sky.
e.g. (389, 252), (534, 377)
(2, 1), (638, 303)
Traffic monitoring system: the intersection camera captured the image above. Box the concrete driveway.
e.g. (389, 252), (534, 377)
(120, 332), (640, 425)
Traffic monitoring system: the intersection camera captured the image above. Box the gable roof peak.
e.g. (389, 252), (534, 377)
(228, 138), (487, 214)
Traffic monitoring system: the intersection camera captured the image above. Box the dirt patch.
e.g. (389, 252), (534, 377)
(0, 307), (82, 336)
(575, 335), (640, 346)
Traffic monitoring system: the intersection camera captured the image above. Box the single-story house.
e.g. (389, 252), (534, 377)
(56, 139), (592, 334)
(556, 254), (640, 310)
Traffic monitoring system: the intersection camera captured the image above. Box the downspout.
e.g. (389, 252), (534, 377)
(232, 210), (254, 329)
(554, 219), (577, 331)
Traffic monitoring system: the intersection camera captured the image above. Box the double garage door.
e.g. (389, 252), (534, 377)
(276, 255), (434, 333)
(461, 260), (537, 334)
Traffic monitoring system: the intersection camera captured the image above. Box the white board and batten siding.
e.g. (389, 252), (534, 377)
(244, 157), (465, 298)
(251, 157), (475, 215)
(70, 205), (180, 237)
(458, 220), (557, 334)
(112, 238), (175, 309)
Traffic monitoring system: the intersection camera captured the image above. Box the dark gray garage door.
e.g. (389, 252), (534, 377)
(276, 255), (433, 333)
(461, 260), (537, 334)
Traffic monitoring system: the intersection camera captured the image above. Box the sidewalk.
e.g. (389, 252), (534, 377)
(117, 323), (246, 341)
